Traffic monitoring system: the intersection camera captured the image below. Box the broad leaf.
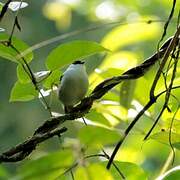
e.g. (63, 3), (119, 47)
(74, 164), (113, 180)
(17, 64), (31, 84)
(17, 150), (74, 180)
(120, 80), (136, 110)
(102, 161), (147, 180)
(17, 65), (51, 84)
(10, 81), (38, 102)
(78, 125), (121, 148)
(101, 20), (160, 51)
(85, 109), (111, 126)
(0, 33), (33, 63)
(46, 40), (108, 70)
(149, 131), (180, 150)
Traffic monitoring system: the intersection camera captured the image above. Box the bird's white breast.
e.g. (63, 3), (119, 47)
(58, 64), (89, 106)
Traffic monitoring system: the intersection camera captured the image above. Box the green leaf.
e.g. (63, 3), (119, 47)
(78, 125), (121, 148)
(149, 131), (180, 150)
(0, 33), (33, 63)
(0, 165), (9, 178)
(85, 109), (111, 126)
(120, 80), (136, 109)
(46, 40), (108, 70)
(101, 161), (147, 180)
(43, 69), (62, 89)
(101, 19), (160, 51)
(10, 81), (38, 102)
(100, 51), (138, 71)
(18, 150), (74, 180)
(17, 64), (31, 84)
(74, 164), (113, 180)
(156, 166), (180, 180)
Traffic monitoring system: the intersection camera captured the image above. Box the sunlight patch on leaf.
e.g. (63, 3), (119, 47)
(101, 18), (161, 51)
(113, 147), (145, 164)
(74, 164), (113, 180)
(101, 161), (147, 180)
(100, 51), (138, 71)
(85, 109), (111, 127)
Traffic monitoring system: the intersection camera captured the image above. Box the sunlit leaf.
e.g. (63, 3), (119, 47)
(78, 125), (121, 148)
(46, 40), (108, 70)
(100, 51), (138, 71)
(163, 118), (180, 134)
(149, 131), (180, 150)
(74, 164), (113, 180)
(17, 150), (74, 180)
(89, 70), (104, 90)
(94, 103), (126, 124)
(85, 109), (111, 126)
(101, 161), (147, 180)
(101, 20), (160, 51)
(17, 64), (31, 84)
(0, 33), (33, 63)
(134, 76), (150, 105)
(10, 81), (38, 102)
(97, 68), (123, 79)
(120, 80), (136, 110)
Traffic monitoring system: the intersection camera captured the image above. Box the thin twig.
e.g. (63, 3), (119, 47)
(6, 43), (53, 117)
(8, 0), (23, 45)
(0, 0), (12, 21)
(144, 34), (180, 140)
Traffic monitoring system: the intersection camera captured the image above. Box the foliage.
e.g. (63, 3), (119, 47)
(0, 0), (179, 180)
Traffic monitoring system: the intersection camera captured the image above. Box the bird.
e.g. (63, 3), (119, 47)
(58, 60), (89, 113)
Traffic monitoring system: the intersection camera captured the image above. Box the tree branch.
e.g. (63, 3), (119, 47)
(0, 127), (67, 163)
(0, 35), (178, 163)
